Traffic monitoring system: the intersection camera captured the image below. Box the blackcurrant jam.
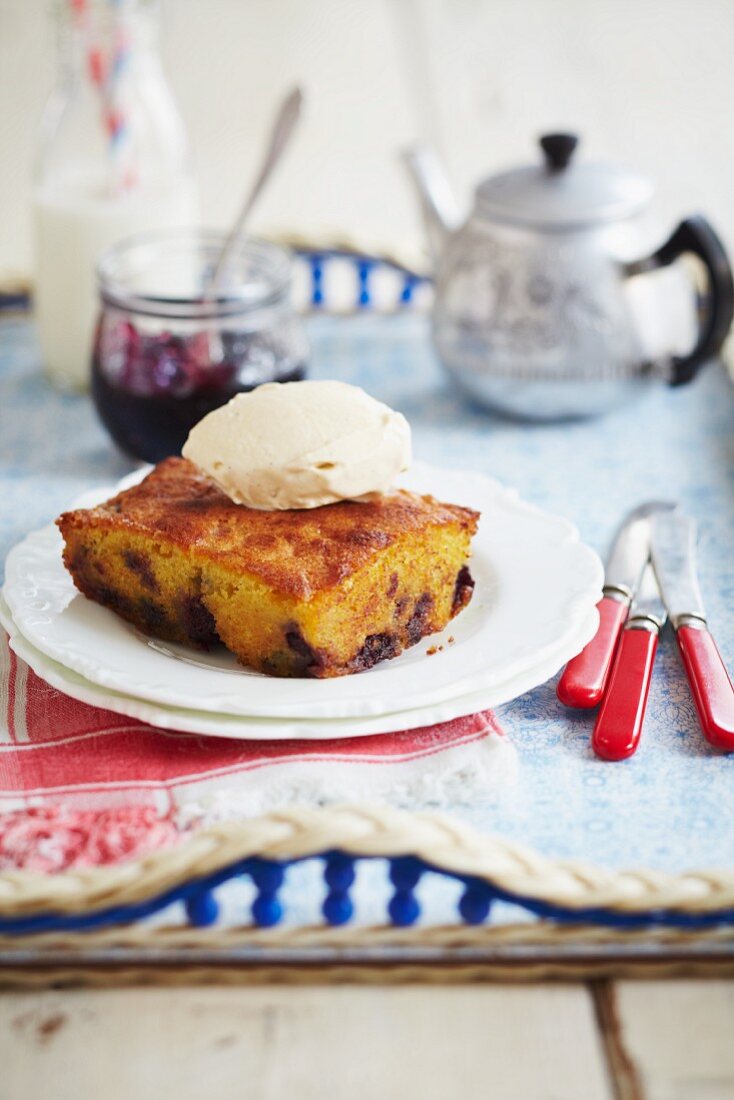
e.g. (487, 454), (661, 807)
(92, 322), (306, 462)
(92, 231), (309, 462)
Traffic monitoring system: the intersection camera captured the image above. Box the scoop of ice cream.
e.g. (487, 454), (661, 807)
(182, 380), (412, 510)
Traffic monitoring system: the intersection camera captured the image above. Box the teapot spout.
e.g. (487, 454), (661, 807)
(401, 145), (461, 262)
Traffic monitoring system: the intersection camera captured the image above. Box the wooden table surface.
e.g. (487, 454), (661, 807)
(2, 980), (734, 1099)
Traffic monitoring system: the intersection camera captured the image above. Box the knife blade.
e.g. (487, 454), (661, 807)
(650, 511), (734, 752)
(591, 564), (666, 760)
(557, 501), (676, 709)
(649, 511), (706, 627)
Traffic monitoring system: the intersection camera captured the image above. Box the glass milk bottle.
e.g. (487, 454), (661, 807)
(33, 0), (198, 390)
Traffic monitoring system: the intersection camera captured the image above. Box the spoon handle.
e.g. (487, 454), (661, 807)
(207, 86), (304, 292)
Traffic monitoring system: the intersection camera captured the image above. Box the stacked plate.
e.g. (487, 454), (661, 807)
(1, 463), (603, 740)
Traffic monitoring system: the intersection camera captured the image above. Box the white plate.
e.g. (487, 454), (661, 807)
(0, 595), (598, 740)
(2, 462), (603, 721)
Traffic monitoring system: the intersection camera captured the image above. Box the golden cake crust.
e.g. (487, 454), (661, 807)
(59, 457), (479, 600)
(57, 457), (480, 678)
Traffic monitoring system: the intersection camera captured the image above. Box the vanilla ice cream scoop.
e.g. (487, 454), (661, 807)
(182, 380), (412, 510)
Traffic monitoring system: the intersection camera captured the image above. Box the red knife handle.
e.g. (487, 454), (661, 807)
(677, 625), (734, 752)
(557, 595), (629, 708)
(592, 627), (658, 761)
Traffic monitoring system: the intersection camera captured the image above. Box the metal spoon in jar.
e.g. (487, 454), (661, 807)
(205, 84), (304, 297)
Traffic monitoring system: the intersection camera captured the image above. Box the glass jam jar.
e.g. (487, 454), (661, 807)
(92, 230), (308, 462)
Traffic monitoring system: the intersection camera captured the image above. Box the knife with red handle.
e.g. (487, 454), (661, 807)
(591, 565), (665, 760)
(651, 511), (734, 752)
(676, 626), (734, 751)
(557, 501), (676, 709)
(557, 593), (629, 708)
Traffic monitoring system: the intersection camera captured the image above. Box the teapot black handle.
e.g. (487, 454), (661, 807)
(626, 214), (734, 386)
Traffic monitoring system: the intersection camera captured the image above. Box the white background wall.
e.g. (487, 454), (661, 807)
(1, 0), (734, 277)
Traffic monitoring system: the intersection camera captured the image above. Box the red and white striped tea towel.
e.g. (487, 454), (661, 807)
(0, 632), (516, 872)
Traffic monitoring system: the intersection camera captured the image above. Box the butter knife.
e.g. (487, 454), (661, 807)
(591, 564), (666, 760)
(557, 500), (675, 708)
(650, 511), (734, 752)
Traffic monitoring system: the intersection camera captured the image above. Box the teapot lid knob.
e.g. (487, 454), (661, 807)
(539, 132), (579, 172)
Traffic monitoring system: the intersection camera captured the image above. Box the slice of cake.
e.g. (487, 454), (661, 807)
(57, 457), (478, 678)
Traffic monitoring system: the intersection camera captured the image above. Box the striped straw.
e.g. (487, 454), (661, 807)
(69, 0), (138, 195)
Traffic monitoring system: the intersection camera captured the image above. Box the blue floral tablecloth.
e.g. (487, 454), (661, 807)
(2, 312), (733, 878)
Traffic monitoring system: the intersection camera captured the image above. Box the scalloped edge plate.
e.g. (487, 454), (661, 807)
(2, 462), (603, 721)
(0, 595), (598, 740)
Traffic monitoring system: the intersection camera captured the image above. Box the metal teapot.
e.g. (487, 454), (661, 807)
(404, 134), (734, 419)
